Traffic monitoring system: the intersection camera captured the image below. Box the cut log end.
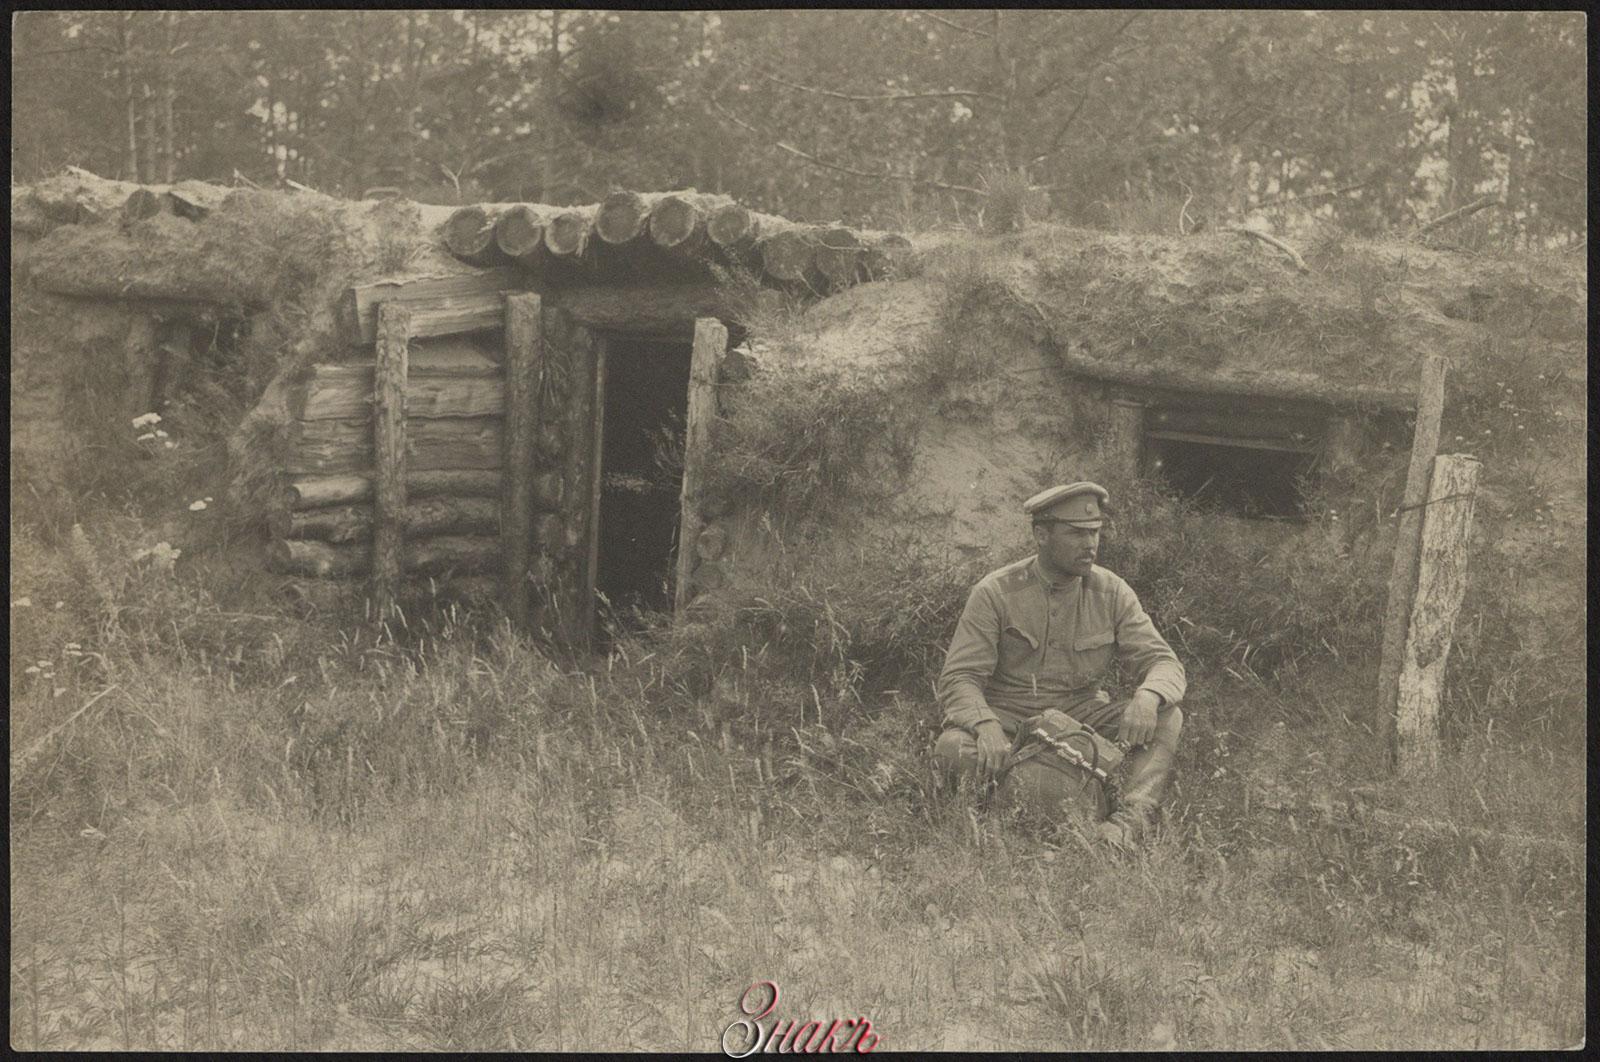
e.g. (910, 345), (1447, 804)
(595, 191), (649, 245)
(759, 229), (815, 283)
(544, 211), (591, 257)
(443, 206), (500, 264)
(814, 227), (864, 289)
(494, 205), (546, 260)
(707, 204), (757, 248)
(648, 195), (703, 250)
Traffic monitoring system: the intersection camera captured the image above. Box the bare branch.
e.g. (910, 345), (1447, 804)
(1226, 226), (1310, 273)
(1032, 13), (1144, 161)
(1416, 196), (1502, 235)
(1247, 179), (1373, 212)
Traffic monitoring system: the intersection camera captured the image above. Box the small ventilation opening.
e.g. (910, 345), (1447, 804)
(1148, 435), (1319, 520)
(594, 336), (692, 639)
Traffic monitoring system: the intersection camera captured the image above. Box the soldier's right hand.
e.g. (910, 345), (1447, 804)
(973, 720), (1010, 775)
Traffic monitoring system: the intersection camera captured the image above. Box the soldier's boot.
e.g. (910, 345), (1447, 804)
(1097, 706), (1182, 848)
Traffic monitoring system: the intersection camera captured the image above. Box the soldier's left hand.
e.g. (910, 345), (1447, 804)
(1118, 691), (1160, 745)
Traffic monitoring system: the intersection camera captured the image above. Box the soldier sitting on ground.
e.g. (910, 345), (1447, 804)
(933, 482), (1186, 846)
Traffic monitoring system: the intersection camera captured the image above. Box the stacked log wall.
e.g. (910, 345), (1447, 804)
(271, 332), (513, 585)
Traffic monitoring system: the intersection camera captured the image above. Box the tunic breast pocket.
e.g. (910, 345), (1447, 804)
(999, 624), (1040, 675)
(1073, 628), (1116, 682)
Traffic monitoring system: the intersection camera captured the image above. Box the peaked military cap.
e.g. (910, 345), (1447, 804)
(1024, 481), (1109, 527)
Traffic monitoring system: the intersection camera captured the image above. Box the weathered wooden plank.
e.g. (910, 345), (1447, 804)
(292, 368), (505, 421)
(270, 497), (501, 542)
(502, 293), (543, 629)
(285, 470), (501, 509)
(676, 318), (728, 612)
(1377, 354), (1448, 767)
(1147, 406), (1325, 440)
(372, 303), (410, 618)
(1145, 429), (1319, 453)
(1058, 344), (1416, 411)
(268, 535), (499, 578)
(338, 268), (523, 347)
(287, 417), (503, 475)
(544, 283), (732, 337)
(1395, 454), (1481, 771)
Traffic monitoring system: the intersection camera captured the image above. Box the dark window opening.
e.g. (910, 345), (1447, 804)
(1148, 434), (1319, 520)
(594, 336), (692, 640)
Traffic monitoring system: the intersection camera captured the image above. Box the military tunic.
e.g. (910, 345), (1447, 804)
(938, 555), (1186, 733)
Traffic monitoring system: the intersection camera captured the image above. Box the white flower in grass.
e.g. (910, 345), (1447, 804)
(189, 499), (207, 511)
(54, 601), (66, 610)
(132, 412), (162, 428)
(164, 441), (176, 449)
(154, 429), (169, 439)
(137, 433), (156, 442)
(25, 666), (40, 675)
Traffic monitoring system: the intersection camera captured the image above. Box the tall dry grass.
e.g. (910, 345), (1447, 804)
(9, 504), (1586, 1050)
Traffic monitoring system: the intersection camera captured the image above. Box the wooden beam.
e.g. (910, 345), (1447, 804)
(502, 292), (543, 629)
(543, 282), (733, 337)
(1144, 429), (1319, 454)
(1057, 344), (1415, 412)
(337, 268), (524, 347)
(1106, 399), (1145, 479)
(372, 302), (410, 620)
(269, 497), (500, 542)
(675, 318), (728, 613)
(291, 367), (504, 421)
(285, 470), (501, 510)
(1395, 454), (1481, 771)
(1147, 406), (1325, 440)
(269, 535), (499, 578)
(1377, 354), (1448, 766)
(287, 416), (503, 475)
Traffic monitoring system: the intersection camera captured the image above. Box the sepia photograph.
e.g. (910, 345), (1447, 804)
(10, 9), (1586, 1051)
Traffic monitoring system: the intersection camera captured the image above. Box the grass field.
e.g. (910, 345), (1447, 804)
(9, 518), (1586, 1050)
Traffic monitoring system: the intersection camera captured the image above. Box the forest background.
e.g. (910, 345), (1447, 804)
(11, 10), (1587, 243)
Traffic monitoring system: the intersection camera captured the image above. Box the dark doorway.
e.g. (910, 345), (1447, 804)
(1148, 435), (1319, 519)
(594, 336), (692, 636)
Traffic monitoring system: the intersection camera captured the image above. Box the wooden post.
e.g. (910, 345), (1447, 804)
(1377, 354), (1448, 765)
(1395, 454), (1481, 771)
(502, 293), (543, 629)
(372, 302), (412, 622)
(1107, 399), (1145, 481)
(675, 318), (728, 614)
